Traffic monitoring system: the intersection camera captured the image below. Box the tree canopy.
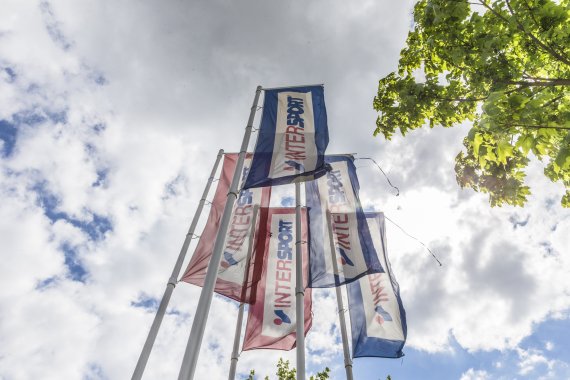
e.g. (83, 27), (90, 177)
(374, 0), (570, 207)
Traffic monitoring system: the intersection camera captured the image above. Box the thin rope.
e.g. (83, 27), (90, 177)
(357, 157), (400, 196)
(385, 215), (443, 266)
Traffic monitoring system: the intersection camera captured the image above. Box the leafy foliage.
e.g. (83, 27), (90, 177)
(248, 358), (330, 380)
(248, 358), (394, 379)
(374, 0), (570, 207)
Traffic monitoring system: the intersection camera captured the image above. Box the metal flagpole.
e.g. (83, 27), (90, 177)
(228, 205), (259, 380)
(295, 181), (306, 380)
(132, 149), (224, 380)
(326, 211), (354, 380)
(178, 86), (263, 380)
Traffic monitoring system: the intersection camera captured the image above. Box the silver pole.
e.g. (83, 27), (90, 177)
(326, 211), (354, 380)
(178, 86), (263, 380)
(295, 182), (306, 380)
(228, 205), (259, 380)
(132, 149), (224, 380)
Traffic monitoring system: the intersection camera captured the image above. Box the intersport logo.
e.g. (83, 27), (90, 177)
(272, 218), (294, 325)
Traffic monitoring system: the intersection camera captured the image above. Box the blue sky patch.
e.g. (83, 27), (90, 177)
(84, 362), (108, 380)
(94, 74), (108, 86)
(39, 1), (73, 51)
(62, 243), (87, 282)
(12, 108), (68, 126)
(93, 168), (109, 187)
(36, 276), (58, 290)
(349, 318), (570, 380)
(0, 120), (18, 157)
(131, 295), (160, 312)
(13, 110), (47, 126)
(509, 214), (530, 229)
(33, 181), (113, 241)
(3, 67), (16, 82)
(92, 123), (106, 134)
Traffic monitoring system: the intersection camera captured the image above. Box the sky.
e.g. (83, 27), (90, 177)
(0, 1), (569, 379)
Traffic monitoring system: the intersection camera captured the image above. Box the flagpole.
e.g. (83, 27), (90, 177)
(295, 181), (306, 380)
(178, 86), (263, 380)
(132, 149), (224, 380)
(326, 211), (354, 380)
(228, 205), (259, 380)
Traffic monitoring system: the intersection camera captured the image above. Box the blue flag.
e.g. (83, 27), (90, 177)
(305, 155), (383, 288)
(243, 86), (329, 189)
(347, 212), (407, 358)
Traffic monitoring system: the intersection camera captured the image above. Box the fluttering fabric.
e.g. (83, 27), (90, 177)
(305, 155), (383, 288)
(181, 153), (271, 304)
(242, 208), (312, 351)
(244, 86), (330, 189)
(347, 212), (407, 358)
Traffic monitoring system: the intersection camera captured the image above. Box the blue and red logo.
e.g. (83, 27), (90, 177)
(220, 250), (238, 269)
(374, 304), (393, 324)
(284, 160), (305, 172)
(338, 247), (354, 266)
(274, 310), (291, 325)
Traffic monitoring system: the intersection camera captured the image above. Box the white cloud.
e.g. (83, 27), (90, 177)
(516, 347), (554, 376)
(1, 0), (569, 379)
(460, 368), (490, 380)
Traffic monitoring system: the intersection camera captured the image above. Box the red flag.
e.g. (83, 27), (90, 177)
(243, 208), (312, 351)
(181, 153), (271, 304)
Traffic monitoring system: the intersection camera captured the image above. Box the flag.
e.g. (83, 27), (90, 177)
(347, 212), (407, 358)
(181, 153), (271, 304)
(305, 155), (383, 288)
(243, 85), (330, 189)
(242, 208), (312, 351)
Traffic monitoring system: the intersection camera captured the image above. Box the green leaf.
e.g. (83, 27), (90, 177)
(473, 133), (484, 156)
(497, 140), (514, 164)
(516, 135), (534, 155)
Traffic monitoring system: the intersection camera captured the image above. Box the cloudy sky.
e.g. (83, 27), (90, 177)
(1, 1), (569, 379)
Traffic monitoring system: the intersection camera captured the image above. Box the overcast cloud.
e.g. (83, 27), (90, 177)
(1, 1), (569, 379)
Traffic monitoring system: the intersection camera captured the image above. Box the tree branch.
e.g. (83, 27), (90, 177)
(520, 0), (570, 58)
(505, 0), (570, 66)
(502, 79), (570, 87)
(522, 75), (570, 83)
(435, 95), (489, 102)
(542, 94), (565, 108)
(434, 84), (540, 103)
(503, 123), (570, 130)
